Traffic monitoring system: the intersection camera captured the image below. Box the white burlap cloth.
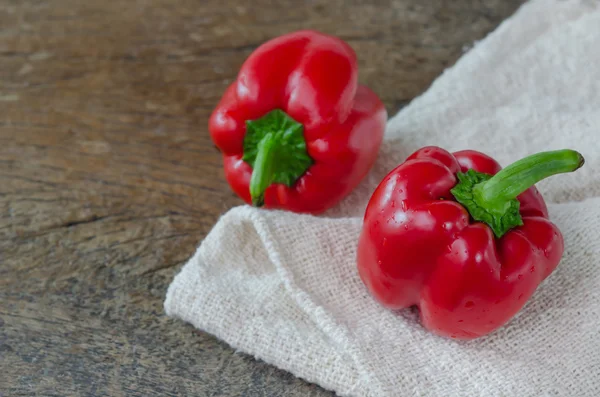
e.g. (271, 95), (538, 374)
(165, 0), (600, 395)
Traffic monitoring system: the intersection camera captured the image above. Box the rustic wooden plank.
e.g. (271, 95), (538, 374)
(1, 0), (525, 395)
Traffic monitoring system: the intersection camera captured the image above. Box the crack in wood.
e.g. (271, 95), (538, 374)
(61, 214), (104, 228)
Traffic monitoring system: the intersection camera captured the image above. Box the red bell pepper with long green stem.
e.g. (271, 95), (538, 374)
(357, 146), (584, 339)
(210, 30), (387, 213)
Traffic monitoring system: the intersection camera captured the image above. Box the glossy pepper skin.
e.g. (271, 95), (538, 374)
(357, 146), (584, 339)
(209, 30), (386, 214)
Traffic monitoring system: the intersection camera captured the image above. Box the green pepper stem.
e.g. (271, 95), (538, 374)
(249, 133), (277, 207)
(473, 149), (584, 212)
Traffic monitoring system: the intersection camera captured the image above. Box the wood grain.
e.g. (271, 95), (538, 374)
(0, 0), (525, 395)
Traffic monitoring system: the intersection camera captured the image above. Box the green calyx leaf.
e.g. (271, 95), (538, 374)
(243, 109), (313, 206)
(450, 169), (523, 238)
(451, 149), (584, 238)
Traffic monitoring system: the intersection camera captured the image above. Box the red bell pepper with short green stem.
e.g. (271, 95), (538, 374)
(357, 146), (584, 339)
(209, 30), (387, 213)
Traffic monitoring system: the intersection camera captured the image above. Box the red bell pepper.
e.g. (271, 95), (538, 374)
(357, 146), (584, 339)
(209, 30), (386, 213)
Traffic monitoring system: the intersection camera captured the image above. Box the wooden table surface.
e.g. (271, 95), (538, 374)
(1, 1), (525, 395)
